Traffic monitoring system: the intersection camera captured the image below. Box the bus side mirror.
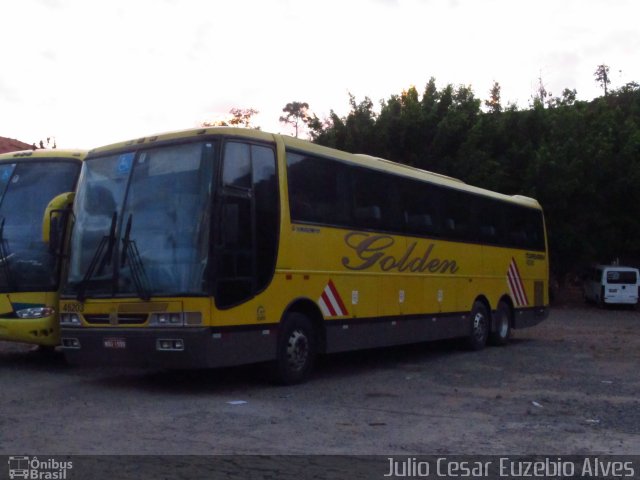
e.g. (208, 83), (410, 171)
(42, 192), (75, 252)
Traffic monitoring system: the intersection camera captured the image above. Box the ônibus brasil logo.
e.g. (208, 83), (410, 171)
(8, 456), (73, 479)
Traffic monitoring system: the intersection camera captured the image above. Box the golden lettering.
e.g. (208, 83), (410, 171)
(342, 232), (459, 274)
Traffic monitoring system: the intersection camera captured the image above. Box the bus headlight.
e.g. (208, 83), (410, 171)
(150, 313), (184, 326)
(16, 307), (55, 319)
(60, 313), (82, 326)
(149, 312), (202, 327)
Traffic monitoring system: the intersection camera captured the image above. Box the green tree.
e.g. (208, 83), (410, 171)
(279, 101), (311, 137)
(531, 74), (554, 108)
(594, 64), (611, 96)
(421, 77), (438, 114)
(616, 81), (639, 94)
(485, 81), (502, 113)
(344, 94), (378, 154)
(35, 137), (57, 149)
(202, 107), (259, 128)
(558, 88), (577, 106)
(305, 113), (326, 141)
(229, 108), (260, 128)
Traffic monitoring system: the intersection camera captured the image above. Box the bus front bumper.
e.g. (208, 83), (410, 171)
(0, 315), (59, 346)
(60, 326), (277, 369)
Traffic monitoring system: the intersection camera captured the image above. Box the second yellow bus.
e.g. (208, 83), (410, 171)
(0, 149), (85, 348)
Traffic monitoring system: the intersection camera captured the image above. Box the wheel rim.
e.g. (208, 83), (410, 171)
(286, 329), (309, 372)
(473, 311), (487, 342)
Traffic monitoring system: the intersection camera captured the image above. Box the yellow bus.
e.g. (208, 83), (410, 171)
(59, 128), (548, 383)
(0, 149), (85, 348)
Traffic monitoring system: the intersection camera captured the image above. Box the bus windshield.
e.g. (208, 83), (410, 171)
(0, 160), (80, 292)
(66, 142), (215, 298)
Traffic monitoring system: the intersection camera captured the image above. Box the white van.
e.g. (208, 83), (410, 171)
(584, 265), (640, 306)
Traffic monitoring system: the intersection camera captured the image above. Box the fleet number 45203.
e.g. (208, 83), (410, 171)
(62, 303), (84, 313)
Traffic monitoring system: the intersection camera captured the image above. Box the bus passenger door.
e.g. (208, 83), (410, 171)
(214, 141), (279, 310)
(215, 142), (256, 309)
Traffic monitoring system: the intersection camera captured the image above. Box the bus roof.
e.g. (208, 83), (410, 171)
(86, 127), (542, 210)
(0, 149), (87, 162)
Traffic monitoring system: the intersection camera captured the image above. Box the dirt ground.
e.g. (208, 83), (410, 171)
(0, 304), (639, 456)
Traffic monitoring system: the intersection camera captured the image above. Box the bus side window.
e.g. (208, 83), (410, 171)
(475, 198), (504, 244)
(441, 189), (471, 240)
(351, 167), (402, 232)
(354, 205), (381, 224)
(524, 208), (546, 251)
(286, 153), (350, 226)
(405, 213), (434, 231)
(505, 206), (528, 248)
(400, 178), (440, 237)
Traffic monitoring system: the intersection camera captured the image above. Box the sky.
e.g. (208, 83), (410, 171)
(1, 0), (639, 149)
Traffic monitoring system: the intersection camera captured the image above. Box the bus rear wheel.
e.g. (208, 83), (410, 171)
(467, 301), (489, 351)
(271, 312), (316, 385)
(489, 301), (511, 346)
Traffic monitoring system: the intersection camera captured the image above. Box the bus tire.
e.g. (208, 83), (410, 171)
(271, 312), (316, 385)
(467, 301), (489, 351)
(489, 301), (511, 346)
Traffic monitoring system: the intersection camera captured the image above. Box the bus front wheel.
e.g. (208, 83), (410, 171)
(271, 312), (316, 385)
(467, 301), (489, 351)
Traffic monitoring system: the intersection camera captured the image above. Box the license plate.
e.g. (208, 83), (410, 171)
(103, 337), (126, 349)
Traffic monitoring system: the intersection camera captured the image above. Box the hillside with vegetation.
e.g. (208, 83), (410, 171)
(300, 76), (640, 284)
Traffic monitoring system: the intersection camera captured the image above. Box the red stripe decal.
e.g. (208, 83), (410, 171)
(321, 291), (337, 316)
(327, 280), (349, 316)
(507, 258), (529, 307)
(511, 259), (529, 305)
(508, 269), (524, 306)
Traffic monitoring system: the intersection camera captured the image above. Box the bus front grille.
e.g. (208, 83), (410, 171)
(83, 314), (148, 325)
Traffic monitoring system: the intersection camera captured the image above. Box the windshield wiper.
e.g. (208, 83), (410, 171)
(76, 212), (118, 301)
(120, 214), (151, 301)
(0, 217), (15, 290)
